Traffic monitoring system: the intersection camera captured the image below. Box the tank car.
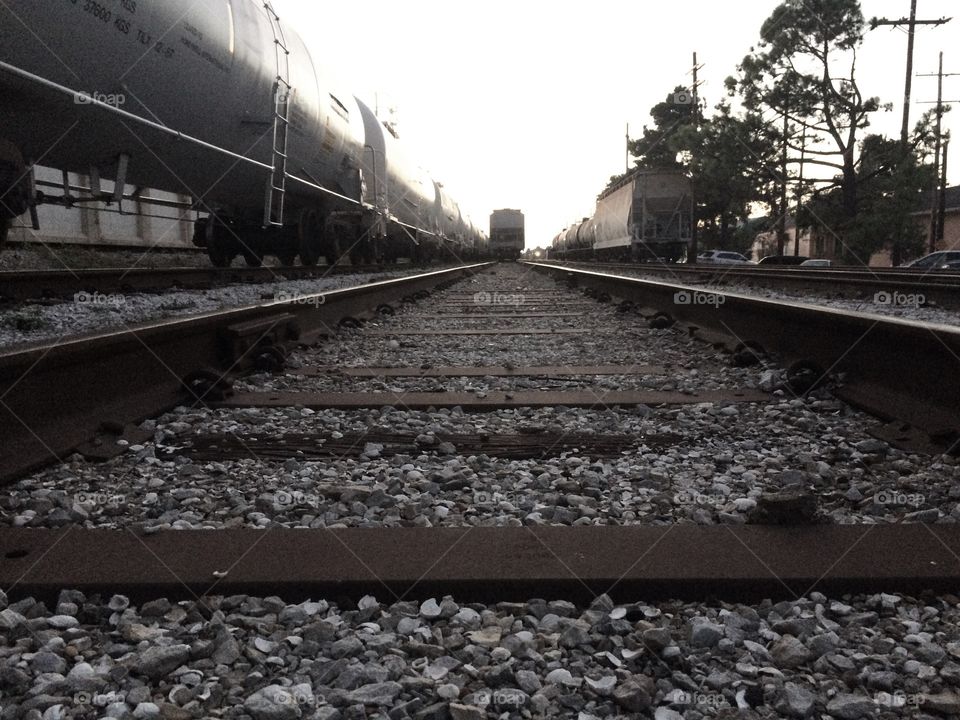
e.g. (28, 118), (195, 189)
(0, 0), (475, 266)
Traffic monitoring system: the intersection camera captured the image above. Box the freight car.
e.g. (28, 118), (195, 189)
(489, 209), (525, 260)
(552, 169), (692, 262)
(0, 0), (484, 265)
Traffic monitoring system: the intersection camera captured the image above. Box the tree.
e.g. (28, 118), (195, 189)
(731, 0), (884, 250)
(603, 86), (695, 195)
(630, 86), (697, 170)
(616, 89), (779, 253)
(684, 105), (780, 251)
(800, 129), (936, 262)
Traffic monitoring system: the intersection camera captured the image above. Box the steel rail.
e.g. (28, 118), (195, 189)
(0, 263), (492, 484)
(547, 261), (960, 308)
(528, 262), (960, 449)
(0, 263), (440, 302)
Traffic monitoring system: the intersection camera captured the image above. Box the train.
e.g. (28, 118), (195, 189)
(0, 0), (487, 266)
(551, 169), (693, 262)
(489, 209), (525, 260)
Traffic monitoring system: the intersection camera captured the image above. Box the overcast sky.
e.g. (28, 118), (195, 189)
(272, 0), (959, 249)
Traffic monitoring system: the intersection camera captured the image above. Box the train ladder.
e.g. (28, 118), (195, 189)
(263, 1), (291, 228)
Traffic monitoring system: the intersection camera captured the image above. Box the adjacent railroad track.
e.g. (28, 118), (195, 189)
(0, 262), (426, 303)
(550, 259), (960, 309)
(0, 264), (486, 482)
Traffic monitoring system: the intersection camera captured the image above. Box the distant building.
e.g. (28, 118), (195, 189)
(913, 185), (960, 251)
(865, 185), (959, 266)
(748, 186), (959, 265)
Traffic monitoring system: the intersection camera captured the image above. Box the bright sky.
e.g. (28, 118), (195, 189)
(272, 0), (959, 250)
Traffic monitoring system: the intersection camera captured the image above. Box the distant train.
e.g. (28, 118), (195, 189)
(551, 169), (692, 262)
(0, 0), (486, 266)
(489, 209), (525, 260)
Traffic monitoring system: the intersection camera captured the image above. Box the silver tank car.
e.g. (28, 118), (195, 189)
(355, 97), (441, 262)
(0, 0), (473, 266)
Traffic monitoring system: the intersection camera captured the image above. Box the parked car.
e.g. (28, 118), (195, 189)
(697, 250), (756, 265)
(800, 258), (832, 267)
(903, 251), (960, 270)
(758, 255), (809, 265)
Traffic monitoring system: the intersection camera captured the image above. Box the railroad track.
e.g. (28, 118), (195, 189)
(550, 259), (960, 310)
(2, 261), (960, 718)
(0, 262), (429, 303)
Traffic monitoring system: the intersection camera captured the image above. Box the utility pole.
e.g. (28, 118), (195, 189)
(918, 53), (959, 252)
(625, 123), (630, 175)
(687, 51), (704, 264)
(938, 138), (949, 241)
(794, 127), (806, 257)
(778, 110), (789, 256)
(870, 5), (951, 265)
(870, 4), (952, 149)
(927, 52), (945, 252)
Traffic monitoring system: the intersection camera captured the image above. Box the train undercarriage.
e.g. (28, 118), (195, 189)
(557, 241), (688, 264)
(192, 207), (448, 268)
(0, 140), (31, 250)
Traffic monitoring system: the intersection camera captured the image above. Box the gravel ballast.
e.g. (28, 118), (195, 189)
(0, 267), (454, 349)
(1, 589), (960, 719)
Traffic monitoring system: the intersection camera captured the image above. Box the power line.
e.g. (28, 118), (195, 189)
(869, 2), (952, 148)
(916, 52), (959, 252)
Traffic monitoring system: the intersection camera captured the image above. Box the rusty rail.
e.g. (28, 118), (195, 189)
(548, 260), (960, 309)
(0, 263), (438, 302)
(528, 262), (960, 451)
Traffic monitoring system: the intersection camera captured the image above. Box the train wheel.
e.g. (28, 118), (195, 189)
(0, 141), (29, 246)
(348, 232), (373, 266)
(206, 217), (237, 267)
(322, 225), (342, 266)
(277, 251), (297, 266)
(242, 250), (264, 268)
(298, 209), (322, 266)
(208, 247), (232, 268)
(367, 238), (382, 265)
